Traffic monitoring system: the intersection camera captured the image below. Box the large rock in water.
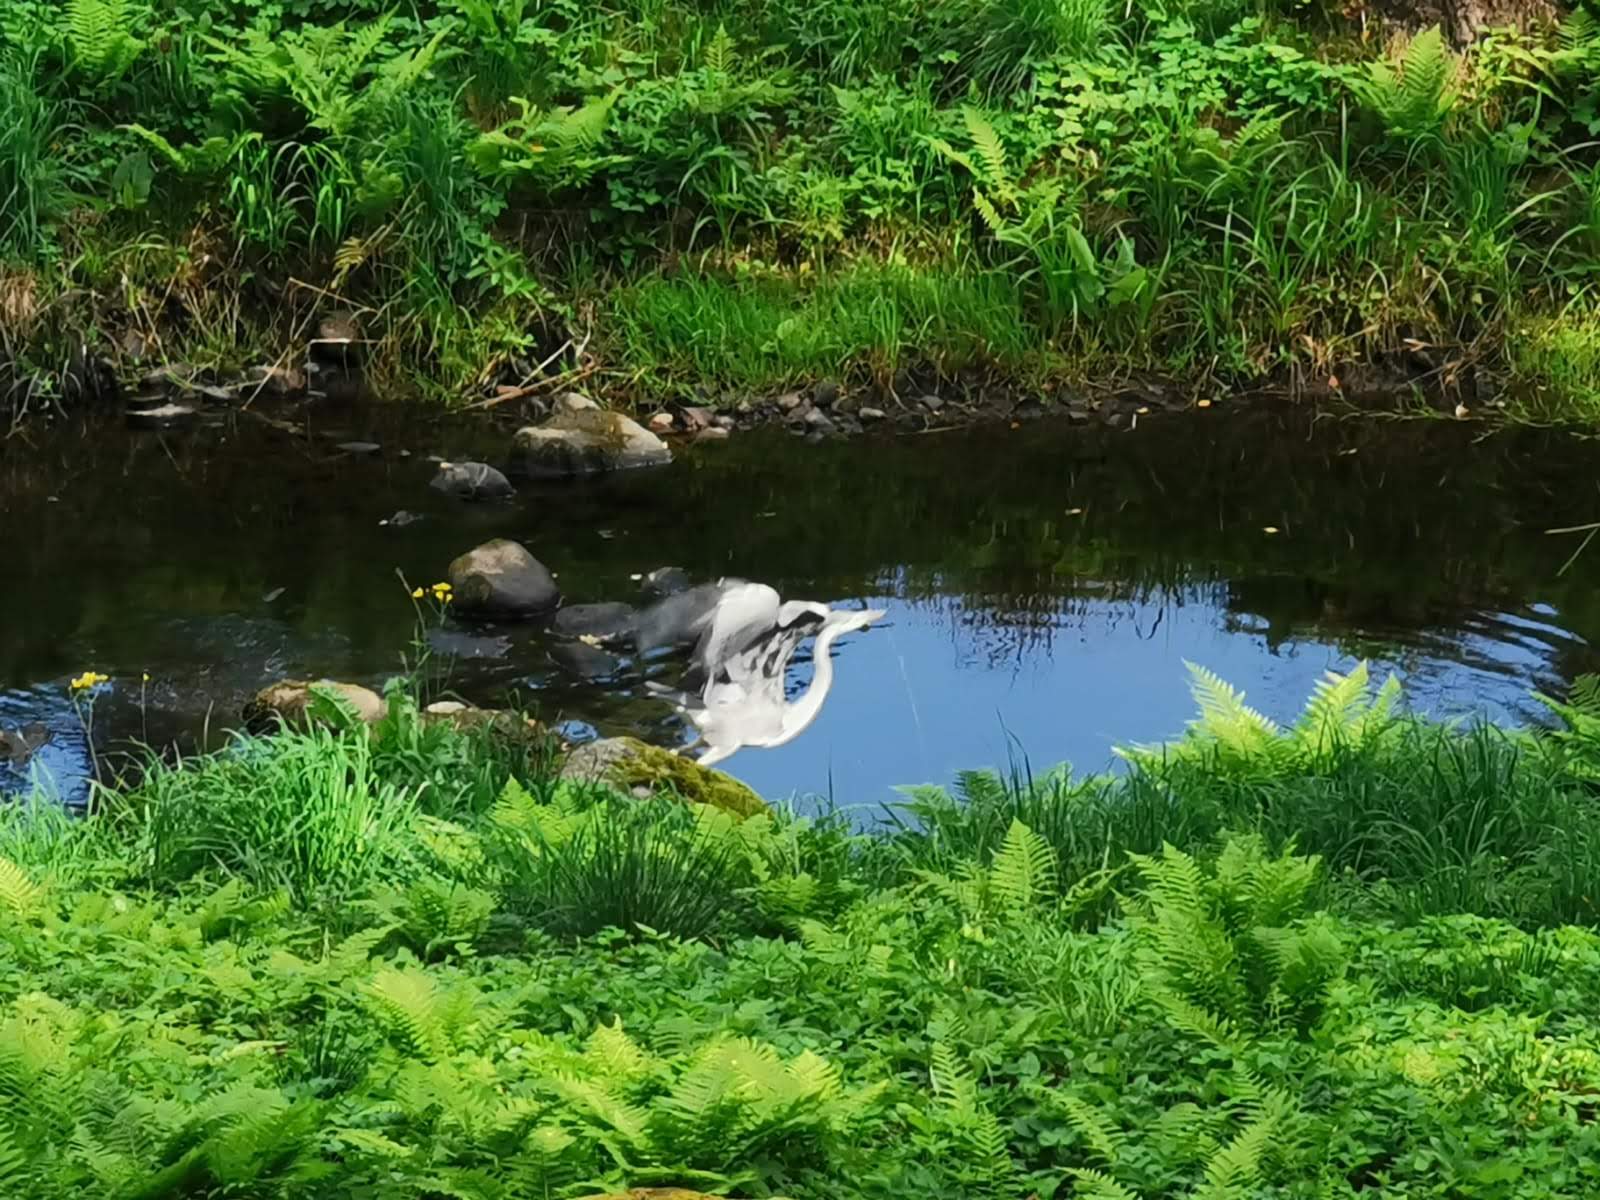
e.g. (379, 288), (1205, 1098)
(513, 393), (672, 478)
(243, 680), (385, 732)
(561, 737), (767, 818)
(448, 539), (561, 617)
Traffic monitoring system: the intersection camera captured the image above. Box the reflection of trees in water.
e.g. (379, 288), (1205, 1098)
(874, 565), (1232, 670)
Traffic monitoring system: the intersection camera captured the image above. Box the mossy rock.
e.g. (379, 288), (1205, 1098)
(422, 701), (550, 748)
(561, 736), (768, 818)
(242, 679), (384, 733)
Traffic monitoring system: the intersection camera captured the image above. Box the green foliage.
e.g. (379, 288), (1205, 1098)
(10, 669), (1600, 1196)
(1125, 836), (1347, 1039)
(1354, 26), (1457, 143)
(63, 0), (145, 83)
(0, 0), (1596, 406)
(1120, 661), (1403, 778)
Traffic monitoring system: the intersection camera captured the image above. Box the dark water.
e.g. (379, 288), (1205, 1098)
(4, 400), (1600, 810)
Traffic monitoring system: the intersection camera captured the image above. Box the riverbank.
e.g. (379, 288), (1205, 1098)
(5, 6), (1600, 425)
(5, 669), (1600, 1197)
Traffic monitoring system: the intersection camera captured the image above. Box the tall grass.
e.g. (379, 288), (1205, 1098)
(891, 721), (1600, 931)
(0, 53), (75, 259)
(603, 262), (1040, 392)
(117, 726), (425, 903)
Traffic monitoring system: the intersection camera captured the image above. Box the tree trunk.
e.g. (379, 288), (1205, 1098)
(1367, 0), (1559, 45)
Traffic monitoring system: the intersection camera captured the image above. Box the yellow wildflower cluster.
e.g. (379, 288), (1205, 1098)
(410, 581), (454, 603)
(69, 671), (110, 692)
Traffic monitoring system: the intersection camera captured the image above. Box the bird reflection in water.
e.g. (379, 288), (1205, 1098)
(643, 580), (885, 765)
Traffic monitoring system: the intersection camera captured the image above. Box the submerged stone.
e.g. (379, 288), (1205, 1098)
(430, 460), (516, 500)
(560, 736), (767, 817)
(550, 602), (637, 644)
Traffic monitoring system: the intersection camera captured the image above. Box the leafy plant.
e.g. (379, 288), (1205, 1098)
(1354, 26), (1457, 143)
(63, 0), (145, 83)
(1124, 835), (1348, 1040)
(1119, 662), (1403, 778)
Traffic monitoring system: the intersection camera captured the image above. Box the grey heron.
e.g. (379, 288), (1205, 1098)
(634, 577), (828, 685)
(650, 605), (887, 766)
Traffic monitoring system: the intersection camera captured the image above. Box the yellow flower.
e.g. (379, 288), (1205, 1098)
(431, 582), (453, 594)
(411, 587), (425, 599)
(142, 672), (150, 684)
(70, 671), (109, 693)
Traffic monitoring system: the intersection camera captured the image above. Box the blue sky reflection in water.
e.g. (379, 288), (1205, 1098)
(713, 584), (1582, 808)
(2, 404), (1598, 809)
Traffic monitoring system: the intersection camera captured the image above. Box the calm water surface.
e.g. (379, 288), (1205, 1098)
(4, 401), (1599, 812)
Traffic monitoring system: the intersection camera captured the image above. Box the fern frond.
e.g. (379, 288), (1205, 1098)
(1059, 1095), (1125, 1167)
(367, 967), (453, 1063)
(1194, 1103), (1279, 1200)
(1069, 1168), (1140, 1200)
(704, 23), (734, 75)
(963, 107), (1014, 204)
(585, 1019), (654, 1083)
(991, 819), (1056, 912)
(1185, 663), (1279, 752)
(0, 857), (43, 918)
(930, 1042), (978, 1115)
(1294, 663), (1370, 753)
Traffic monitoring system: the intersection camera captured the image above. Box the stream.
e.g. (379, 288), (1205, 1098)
(4, 400), (1599, 812)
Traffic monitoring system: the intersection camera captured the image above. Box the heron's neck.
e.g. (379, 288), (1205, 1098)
(775, 625), (846, 743)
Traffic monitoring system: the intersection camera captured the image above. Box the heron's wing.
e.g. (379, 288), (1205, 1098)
(694, 582), (779, 678)
(715, 619), (816, 688)
(776, 600), (830, 626)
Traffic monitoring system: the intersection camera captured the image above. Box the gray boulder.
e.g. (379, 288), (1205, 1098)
(430, 461), (516, 501)
(548, 640), (627, 681)
(512, 393), (672, 478)
(550, 602), (637, 644)
(447, 539), (561, 617)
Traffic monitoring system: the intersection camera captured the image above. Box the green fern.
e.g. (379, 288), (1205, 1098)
(0, 856), (43, 919)
(1060, 1094), (1126, 1167)
(1355, 25), (1456, 141)
(1121, 662), (1402, 777)
(991, 819), (1057, 912)
(65, 0), (146, 81)
(367, 967), (455, 1063)
(1127, 836), (1345, 1040)
(704, 23), (735, 75)
(1070, 1168), (1141, 1200)
(466, 93), (624, 189)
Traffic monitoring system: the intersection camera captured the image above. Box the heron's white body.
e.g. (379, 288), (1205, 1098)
(680, 607), (886, 767)
(643, 577), (885, 766)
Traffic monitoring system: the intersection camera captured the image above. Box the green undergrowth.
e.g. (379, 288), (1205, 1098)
(8, 666), (1600, 1195)
(6, 3), (1600, 413)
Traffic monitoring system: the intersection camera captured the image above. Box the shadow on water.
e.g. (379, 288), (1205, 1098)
(4, 401), (1600, 808)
